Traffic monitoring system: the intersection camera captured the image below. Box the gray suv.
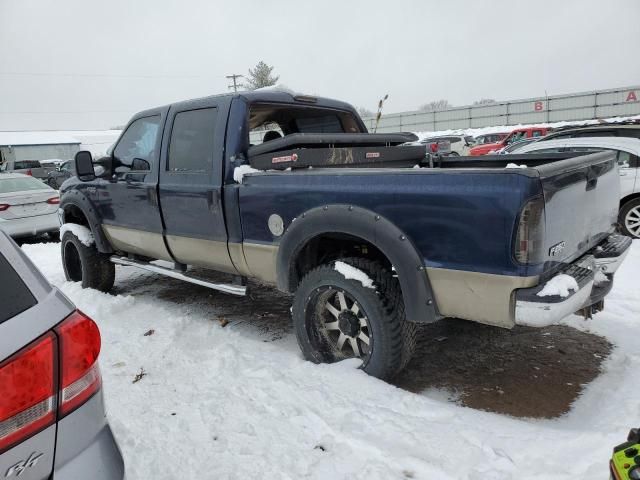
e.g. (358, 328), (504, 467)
(0, 231), (124, 479)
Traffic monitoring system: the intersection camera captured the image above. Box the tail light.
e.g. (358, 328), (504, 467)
(514, 196), (546, 264)
(0, 310), (101, 453)
(0, 333), (56, 453)
(0, 204), (9, 211)
(56, 311), (101, 416)
(26, 169), (32, 176)
(46, 197), (60, 205)
(429, 142), (439, 153)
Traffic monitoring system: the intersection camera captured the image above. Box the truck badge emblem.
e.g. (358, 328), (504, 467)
(5, 452), (43, 477)
(549, 241), (566, 257)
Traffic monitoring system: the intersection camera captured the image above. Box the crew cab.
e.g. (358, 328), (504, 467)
(58, 91), (630, 381)
(469, 127), (549, 156)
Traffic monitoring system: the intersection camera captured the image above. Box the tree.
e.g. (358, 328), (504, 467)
(419, 99), (451, 112)
(473, 98), (497, 106)
(245, 61), (280, 90)
(357, 107), (375, 118)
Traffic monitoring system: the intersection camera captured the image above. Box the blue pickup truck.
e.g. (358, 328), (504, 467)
(58, 90), (630, 380)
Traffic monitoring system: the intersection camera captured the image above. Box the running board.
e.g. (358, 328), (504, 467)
(110, 256), (246, 296)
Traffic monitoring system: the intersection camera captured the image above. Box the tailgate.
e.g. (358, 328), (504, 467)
(535, 151), (619, 265)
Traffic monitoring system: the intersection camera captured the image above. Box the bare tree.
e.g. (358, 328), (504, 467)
(473, 98), (498, 106)
(245, 61), (280, 90)
(419, 99), (452, 112)
(357, 107), (375, 118)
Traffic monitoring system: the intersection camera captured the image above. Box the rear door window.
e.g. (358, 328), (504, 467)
(0, 252), (36, 323)
(168, 108), (218, 172)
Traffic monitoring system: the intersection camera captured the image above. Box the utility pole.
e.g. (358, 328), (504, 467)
(226, 74), (244, 92)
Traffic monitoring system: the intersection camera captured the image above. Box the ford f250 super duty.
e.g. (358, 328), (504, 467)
(58, 90), (631, 380)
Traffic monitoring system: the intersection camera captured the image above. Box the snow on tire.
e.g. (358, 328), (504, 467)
(292, 257), (416, 380)
(61, 228), (115, 292)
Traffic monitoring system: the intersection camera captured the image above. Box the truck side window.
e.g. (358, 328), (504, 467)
(168, 108), (217, 172)
(113, 115), (161, 173)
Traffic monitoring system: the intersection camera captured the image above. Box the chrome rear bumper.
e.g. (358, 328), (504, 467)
(514, 234), (632, 327)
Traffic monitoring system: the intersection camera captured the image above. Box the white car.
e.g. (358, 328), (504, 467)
(420, 135), (476, 156)
(0, 172), (60, 239)
(515, 136), (640, 238)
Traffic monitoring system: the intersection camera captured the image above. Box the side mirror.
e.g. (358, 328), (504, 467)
(75, 151), (95, 180)
(131, 158), (150, 171)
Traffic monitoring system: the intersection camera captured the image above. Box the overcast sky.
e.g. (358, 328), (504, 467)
(1, 0), (639, 130)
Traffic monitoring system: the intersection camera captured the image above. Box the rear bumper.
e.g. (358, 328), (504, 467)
(514, 234), (631, 327)
(53, 391), (125, 480)
(0, 212), (59, 238)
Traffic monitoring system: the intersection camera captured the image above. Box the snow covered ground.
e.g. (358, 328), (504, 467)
(21, 241), (640, 480)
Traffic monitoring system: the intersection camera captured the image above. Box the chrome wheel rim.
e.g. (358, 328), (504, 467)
(308, 288), (372, 362)
(625, 206), (640, 238)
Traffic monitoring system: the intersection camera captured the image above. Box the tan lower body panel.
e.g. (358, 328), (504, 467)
(102, 224), (173, 262)
(165, 235), (238, 274)
(242, 242), (278, 284)
(426, 267), (539, 328)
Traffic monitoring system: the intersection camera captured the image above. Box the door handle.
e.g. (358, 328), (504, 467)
(207, 190), (220, 211)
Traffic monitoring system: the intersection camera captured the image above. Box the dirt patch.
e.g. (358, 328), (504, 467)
(115, 270), (612, 419)
(392, 319), (612, 419)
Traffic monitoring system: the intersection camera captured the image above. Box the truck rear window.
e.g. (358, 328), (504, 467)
(14, 161), (42, 169)
(249, 103), (363, 145)
(0, 253), (36, 323)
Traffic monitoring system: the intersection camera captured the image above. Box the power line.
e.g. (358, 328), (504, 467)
(0, 71), (206, 79)
(226, 74), (244, 92)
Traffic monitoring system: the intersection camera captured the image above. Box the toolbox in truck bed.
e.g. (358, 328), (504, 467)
(248, 132), (425, 170)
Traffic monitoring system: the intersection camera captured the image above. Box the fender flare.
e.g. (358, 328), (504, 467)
(60, 189), (113, 254)
(276, 204), (440, 323)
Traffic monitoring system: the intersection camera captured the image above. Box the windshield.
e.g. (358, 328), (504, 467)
(0, 176), (51, 194)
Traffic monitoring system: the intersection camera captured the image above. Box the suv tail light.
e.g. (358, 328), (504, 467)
(26, 169), (32, 176)
(429, 142), (439, 153)
(46, 197), (60, 205)
(514, 196), (546, 264)
(0, 311), (101, 453)
(56, 311), (101, 416)
(0, 333), (56, 453)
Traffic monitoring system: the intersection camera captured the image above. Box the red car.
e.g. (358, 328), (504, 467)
(469, 127), (548, 156)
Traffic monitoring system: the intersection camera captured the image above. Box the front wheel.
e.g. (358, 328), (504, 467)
(61, 229), (115, 292)
(292, 257), (416, 380)
(619, 199), (640, 238)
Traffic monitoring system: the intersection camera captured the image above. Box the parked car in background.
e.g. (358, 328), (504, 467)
(474, 132), (509, 145)
(47, 160), (76, 189)
(0, 160), (51, 181)
(0, 230), (125, 479)
(0, 173), (60, 239)
(469, 127), (549, 156)
(495, 137), (542, 154)
(539, 124), (640, 142)
(420, 135), (475, 156)
(515, 136), (640, 238)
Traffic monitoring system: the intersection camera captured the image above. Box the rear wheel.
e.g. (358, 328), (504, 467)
(61, 229), (115, 292)
(619, 199), (640, 238)
(292, 257), (416, 380)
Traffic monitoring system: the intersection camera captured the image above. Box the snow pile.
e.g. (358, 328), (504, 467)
(19, 240), (640, 480)
(505, 163), (528, 169)
(334, 261), (375, 288)
(594, 270), (609, 286)
(60, 223), (94, 246)
(537, 274), (579, 298)
(233, 164), (261, 183)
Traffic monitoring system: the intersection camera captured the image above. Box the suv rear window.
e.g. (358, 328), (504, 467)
(0, 252), (36, 323)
